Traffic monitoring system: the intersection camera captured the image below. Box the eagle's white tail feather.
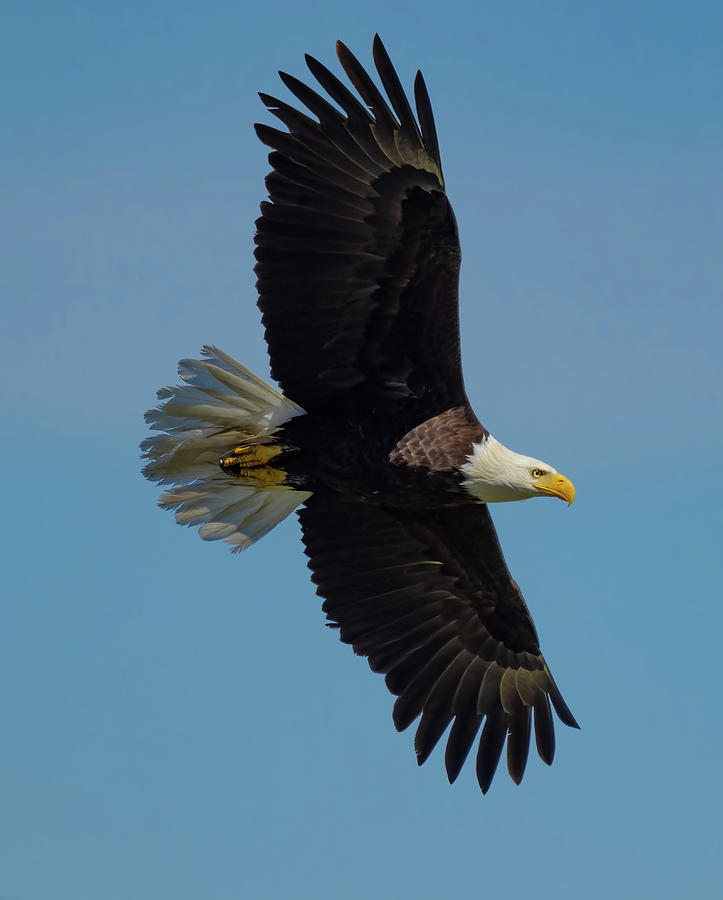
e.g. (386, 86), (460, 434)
(158, 476), (310, 553)
(142, 346), (310, 551)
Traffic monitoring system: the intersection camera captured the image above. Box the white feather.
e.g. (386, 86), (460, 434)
(159, 475), (311, 551)
(460, 436), (558, 503)
(142, 347), (310, 551)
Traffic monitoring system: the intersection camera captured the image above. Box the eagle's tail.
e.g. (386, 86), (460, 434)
(141, 346), (310, 552)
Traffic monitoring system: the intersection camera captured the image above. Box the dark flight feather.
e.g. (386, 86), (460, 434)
(413, 71), (443, 182)
(371, 34), (423, 149)
(506, 705), (532, 785)
(533, 695), (556, 766)
(413, 651), (470, 765)
(476, 709), (508, 794)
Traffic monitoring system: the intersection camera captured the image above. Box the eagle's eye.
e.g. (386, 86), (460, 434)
(531, 468), (544, 478)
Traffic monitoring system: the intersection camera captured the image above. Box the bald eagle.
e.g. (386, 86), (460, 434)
(142, 35), (579, 794)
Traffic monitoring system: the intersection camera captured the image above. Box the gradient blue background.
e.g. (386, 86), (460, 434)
(3, 1), (722, 897)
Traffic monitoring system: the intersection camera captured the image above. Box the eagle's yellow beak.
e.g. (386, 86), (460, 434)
(533, 472), (576, 506)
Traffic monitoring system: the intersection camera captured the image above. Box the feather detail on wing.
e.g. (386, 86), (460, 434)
(299, 495), (578, 793)
(255, 35), (466, 421)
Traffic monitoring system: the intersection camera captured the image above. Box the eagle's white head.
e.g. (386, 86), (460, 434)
(460, 435), (576, 505)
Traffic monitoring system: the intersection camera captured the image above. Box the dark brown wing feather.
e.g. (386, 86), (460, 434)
(299, 495), (579, 794)
(255, 35), (465, 419)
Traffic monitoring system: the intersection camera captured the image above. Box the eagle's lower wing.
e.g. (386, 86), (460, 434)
(299, 494), (578, 793)
(255, 36), (465, 420)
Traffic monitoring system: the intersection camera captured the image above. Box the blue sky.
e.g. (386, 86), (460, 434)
(2, 1), (722, 897)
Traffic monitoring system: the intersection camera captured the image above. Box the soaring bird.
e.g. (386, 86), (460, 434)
(142, 35), (579, 794)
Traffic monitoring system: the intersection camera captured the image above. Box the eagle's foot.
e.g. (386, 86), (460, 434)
(219, 443), (286, 484)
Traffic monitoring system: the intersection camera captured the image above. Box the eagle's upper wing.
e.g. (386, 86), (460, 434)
(299, 494), (578, 793)
(255, 35), (465, 420)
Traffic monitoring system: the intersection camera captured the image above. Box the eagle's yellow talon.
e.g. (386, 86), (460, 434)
(246, 465), (287, 485)
(219, 443), (285, 484)
(224, 444), (282, 466)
